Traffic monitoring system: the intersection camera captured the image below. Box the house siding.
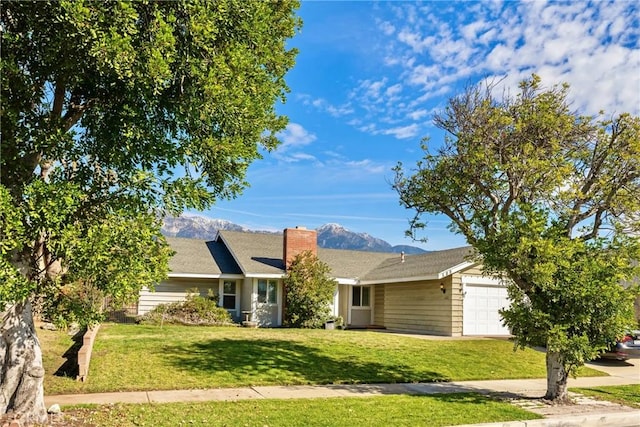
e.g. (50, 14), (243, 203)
(336, 284), (347, 321)
(138, 278), (217, 315)
(460, 265), (484, 276)
(374, 285), (385, 325)
(382, 280), (453, 335)
(240, 278), (253, 321)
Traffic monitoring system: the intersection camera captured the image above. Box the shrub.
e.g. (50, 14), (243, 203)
(38, 281), (105, 329)
(284, 251), (337, 328)
(139, 288), (235, 326)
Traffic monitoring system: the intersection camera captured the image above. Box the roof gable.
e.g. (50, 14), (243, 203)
(217, 230), (285, 275)
(360, 246), (476, 284)
(165, 237), (241, 276)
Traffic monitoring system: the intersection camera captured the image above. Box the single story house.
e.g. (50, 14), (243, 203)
(138, 226), (511, 336)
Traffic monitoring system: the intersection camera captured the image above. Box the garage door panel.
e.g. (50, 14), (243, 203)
(463, 283), (510, 336)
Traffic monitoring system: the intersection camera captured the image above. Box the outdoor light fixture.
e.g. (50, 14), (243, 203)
(440, 283), (446, 294)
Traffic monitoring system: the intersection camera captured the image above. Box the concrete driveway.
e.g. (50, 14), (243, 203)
(585, 358), (640, 381)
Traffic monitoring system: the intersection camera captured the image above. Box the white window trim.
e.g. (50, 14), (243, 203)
(219, 279), (240, 315)
(351, 285), (371, 308)
(256, 278), (279, 305)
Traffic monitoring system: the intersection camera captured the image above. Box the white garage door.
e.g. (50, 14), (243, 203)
(463, 282), (510, 336)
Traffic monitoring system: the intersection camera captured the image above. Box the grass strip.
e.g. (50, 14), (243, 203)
(60, 393), (542, 427)
(570, 384), (640, 408)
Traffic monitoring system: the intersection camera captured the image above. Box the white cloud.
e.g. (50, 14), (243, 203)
(385, 83), (403, 98)
(394, 1), (639, 116)
(344, 159), (387, 174)
(378, 20), (396, 36)
(359, 78), (388, 101)
(381, 124), (420, 139)
(291, 152), (317, 161)
(358, 123), (377, 133)
(304, 0), (640, 145)
(408, 109), (429, 120)
(407, 64), (441, 87)
(461, 20), (488, 41)
(278, 123), (316, 151)
(299, 94), (354, 118)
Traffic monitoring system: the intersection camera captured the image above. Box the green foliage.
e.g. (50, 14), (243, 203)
(395, 75), (640, 384)
(331, 315), (345, 329)
(0, 185), (33, 309)
(139, 289), (234, 326)
(0, 0), (300, 325)
(40, 282), (105, 329)
(284, 251), (337, 328)
(500, 235), (638, 373)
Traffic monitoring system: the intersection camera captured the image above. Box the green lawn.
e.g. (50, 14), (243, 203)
(571, 384), (640, 408)
(61, 394), (542, 427)
(42, 323), (605, 396)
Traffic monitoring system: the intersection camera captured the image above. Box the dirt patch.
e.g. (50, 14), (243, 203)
(500, 391), (638, 417)
(38, 411), (93, 427)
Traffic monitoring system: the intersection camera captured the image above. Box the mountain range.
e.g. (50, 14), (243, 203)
(161, 215), (426, 254)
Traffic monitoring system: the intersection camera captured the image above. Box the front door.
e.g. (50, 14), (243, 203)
(349, 285), (372, 326)
(254, 279), (281, 327)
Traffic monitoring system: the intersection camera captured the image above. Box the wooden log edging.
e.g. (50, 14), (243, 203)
(76, 324), (100, 382)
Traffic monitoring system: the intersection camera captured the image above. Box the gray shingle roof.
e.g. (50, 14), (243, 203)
(217, 230), (285, 275)
(165, 237), (241, 275)
(166, 231), (476, 282)
(361, 246), (476, 282)
(317, 248), (394, 279)
(209, 230), (476, 283)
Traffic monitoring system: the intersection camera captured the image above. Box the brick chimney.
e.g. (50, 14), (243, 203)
(283, 226), (317, 269)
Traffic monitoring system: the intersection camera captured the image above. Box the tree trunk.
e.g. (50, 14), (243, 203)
(544, 350), (571, 403)
(0, 301), (48, 425)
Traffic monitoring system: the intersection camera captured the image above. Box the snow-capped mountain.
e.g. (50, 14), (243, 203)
(161, 216), (426, 254)
(317, 223), (392, 252)
(161, 215), (250, 238)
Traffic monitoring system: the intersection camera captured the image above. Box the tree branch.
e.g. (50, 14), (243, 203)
(52, 79), (65, 119)
(566, 122), (620, 234)
(62, 90), (94, 131)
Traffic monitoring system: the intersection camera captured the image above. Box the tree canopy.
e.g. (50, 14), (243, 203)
(1, 0), (300, 422)
(1, 0), (300, 320)
(394, 75), (640, 402)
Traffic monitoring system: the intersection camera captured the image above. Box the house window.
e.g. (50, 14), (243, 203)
(222, 281), (237, 310)
(352, 286), (370, 307)
(258, 279), (278, 304)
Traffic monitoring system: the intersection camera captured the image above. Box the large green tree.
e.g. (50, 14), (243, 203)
(0, 0), (300, 422)
(284, 251), (337, 329)
(394, 76), (640, 403)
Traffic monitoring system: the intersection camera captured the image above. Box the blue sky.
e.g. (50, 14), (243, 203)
(195, 0), (640, 251)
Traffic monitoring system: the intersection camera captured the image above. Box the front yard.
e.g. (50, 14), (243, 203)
(41, 323), (603, 396)
(41, 323), (634, 426)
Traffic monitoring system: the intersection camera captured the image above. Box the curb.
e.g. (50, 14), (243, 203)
(454, 410), (640, 427)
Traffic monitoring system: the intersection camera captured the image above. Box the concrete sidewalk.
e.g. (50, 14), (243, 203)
(44, 376), (640, 426)
(44, 374), (640, 407)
